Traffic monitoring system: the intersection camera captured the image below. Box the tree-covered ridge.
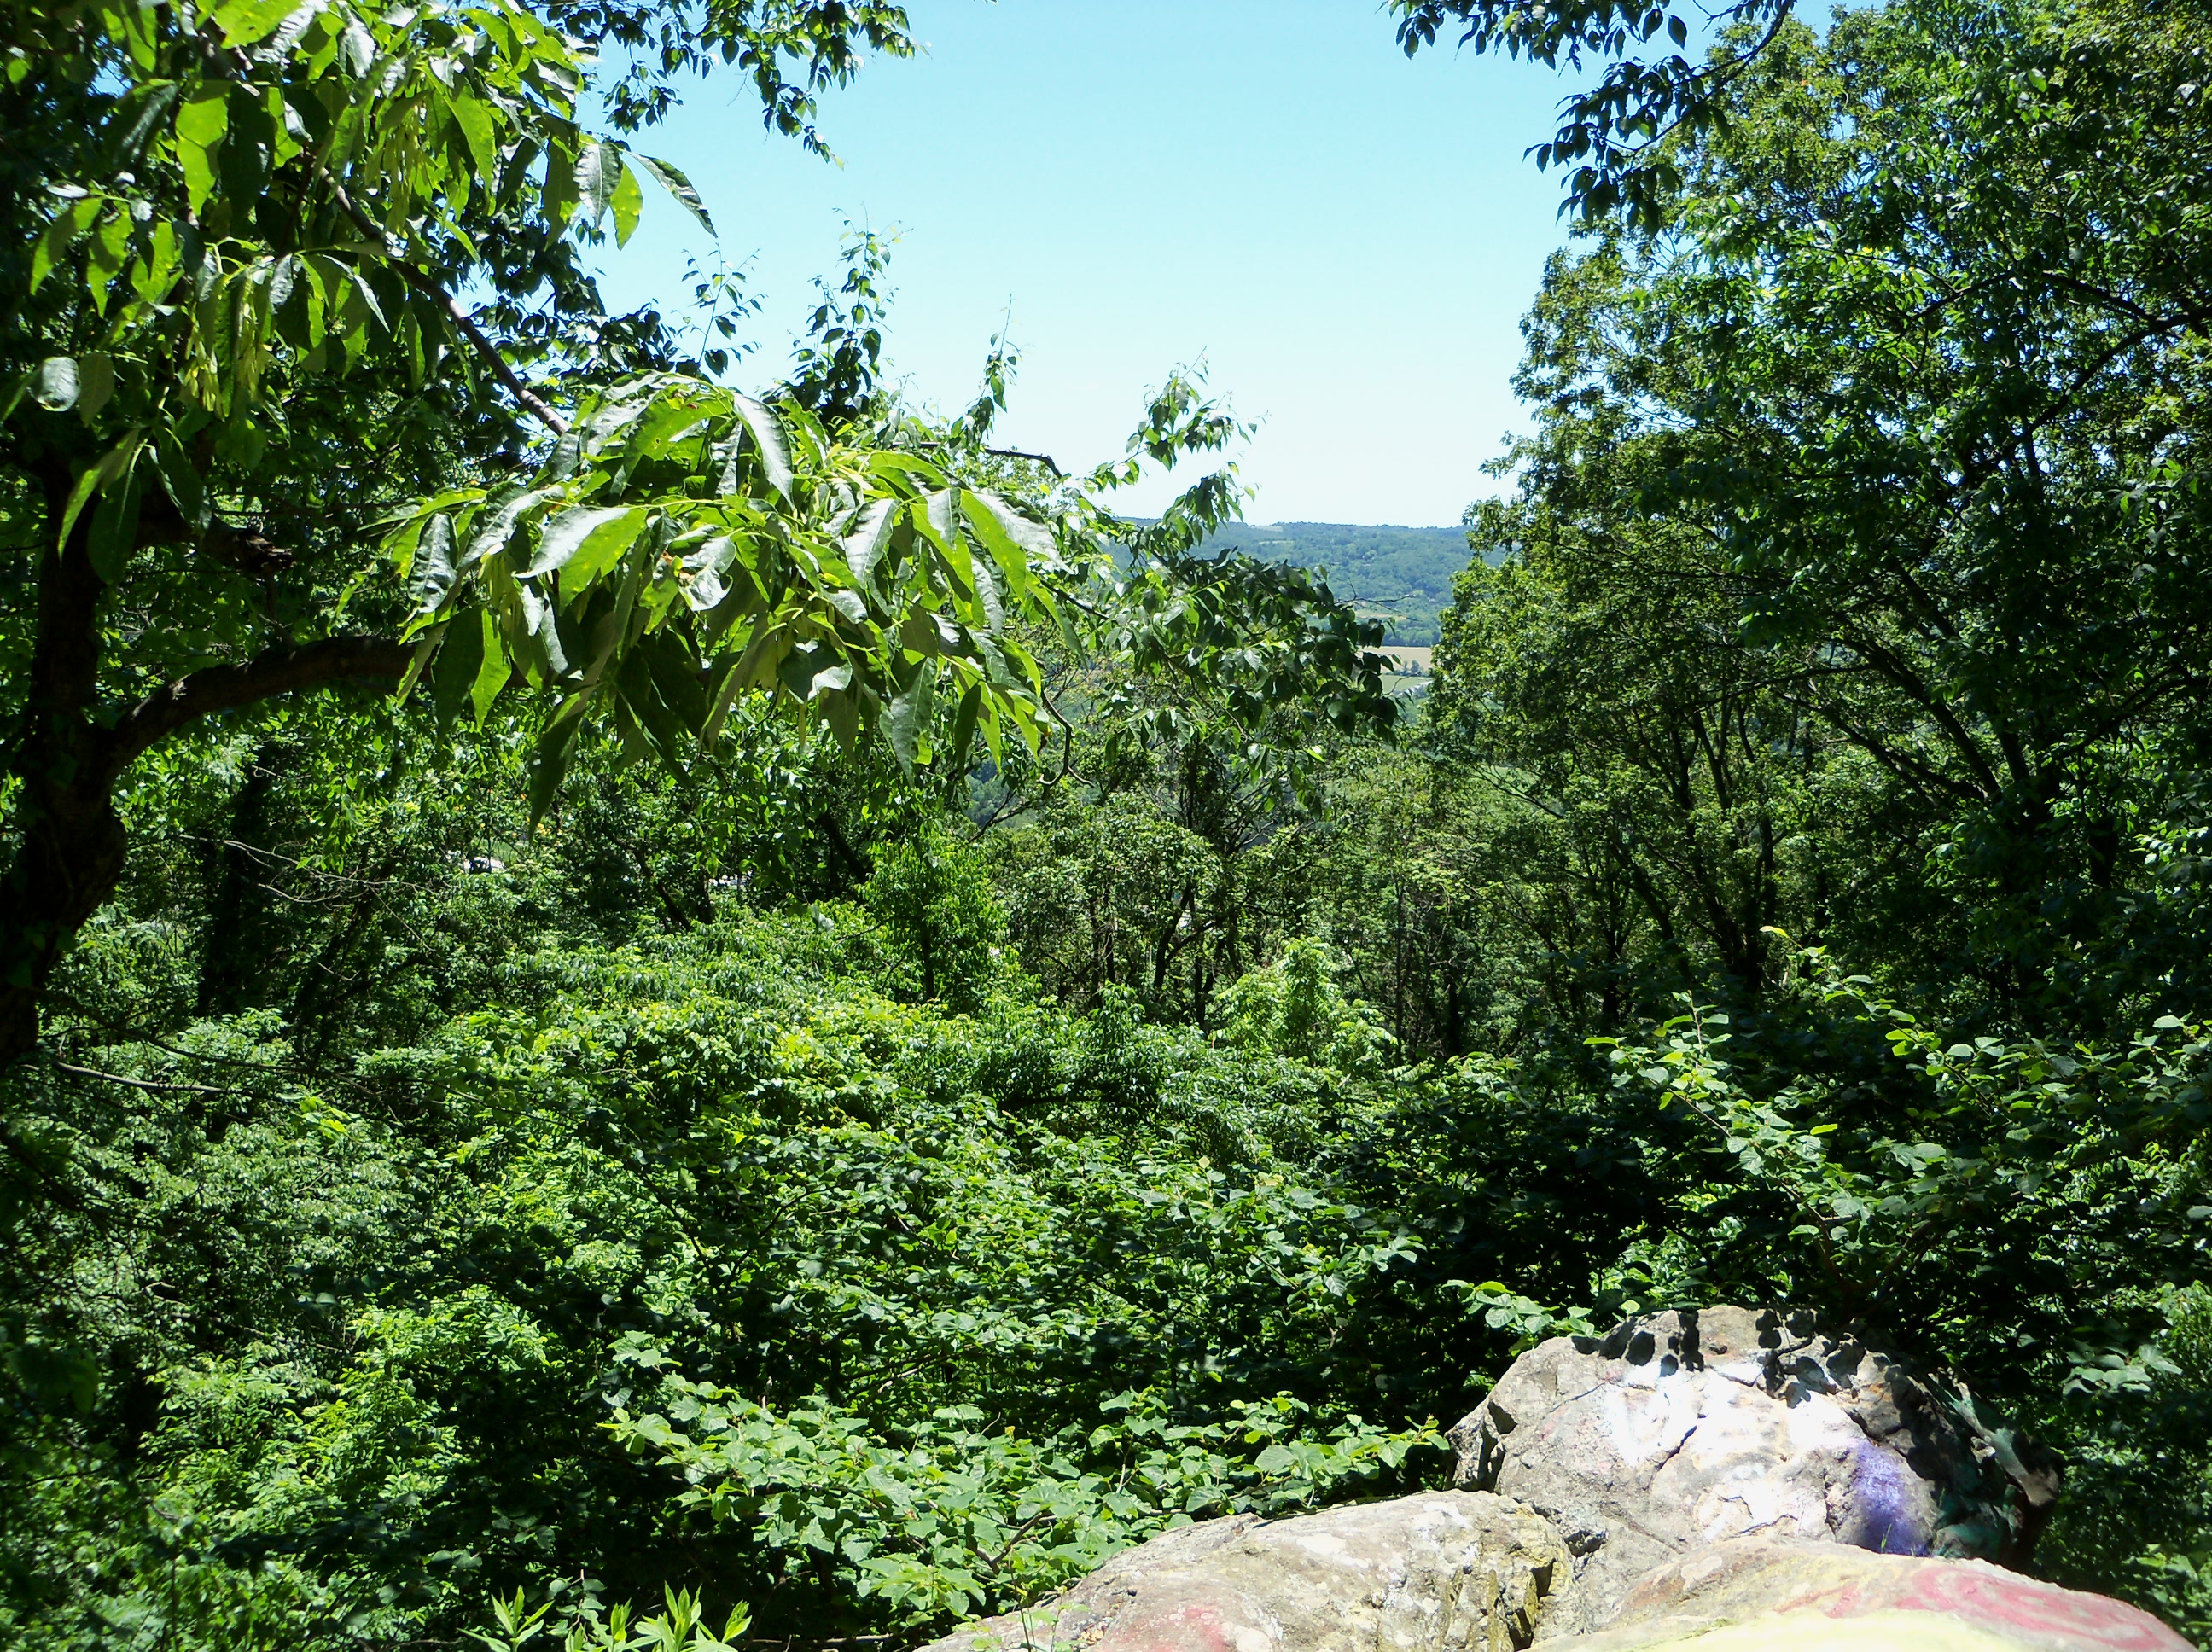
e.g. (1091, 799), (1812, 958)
(1196, 522), (1486, 647)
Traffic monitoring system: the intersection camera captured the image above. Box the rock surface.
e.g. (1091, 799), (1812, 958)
(1448, 1307), (2060, 1637)
(1551, 1534), (2192, 1652)
(913, 1308), (2183, 1652)
(916, 1491), (1572, 1652)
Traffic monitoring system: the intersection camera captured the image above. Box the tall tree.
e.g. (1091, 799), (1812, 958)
(0, 0), (1391, 1067)
(1441, 0), (2212, 1024)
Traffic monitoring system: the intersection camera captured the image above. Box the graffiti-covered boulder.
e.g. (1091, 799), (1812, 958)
(1448, 1307), (2060, 1637)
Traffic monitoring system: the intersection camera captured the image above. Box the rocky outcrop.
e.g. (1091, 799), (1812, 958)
(916, 1491), (1572, 1652)
(1447, 1307), (2062, 1636)
(916, 1306), (2178, 1652)
(1553, 1534), (2192, 1652)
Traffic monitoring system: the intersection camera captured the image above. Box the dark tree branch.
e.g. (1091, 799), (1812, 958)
(55, 1062), (225, 1096)
(320, 169), (571, 437)
(1836, 629), (2007, 800)
(99, 636), (414, 787)
(4, 626), (411, 1068)
(915, 441), (1064, 478)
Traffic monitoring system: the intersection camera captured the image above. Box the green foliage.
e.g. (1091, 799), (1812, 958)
(1214, 939), (1394, 1077)
(861, 821), (1005, 1016)
(1583, 953), (2211, 1344)
(1380, 0), (2212, 1618)
(987, 792), (1228, 1020)
(1448, 1283), (1615, 1358)
(0, 0), (1393, 1068)
(0, 733), (1461, 1646)
(614, 1372), (1435, 1626)
(1391, 0), (1796, 224)
(1440, 0), (2212, 1034)
(7, 0), (2212, 1645)
(469, 1585), (752, 1652)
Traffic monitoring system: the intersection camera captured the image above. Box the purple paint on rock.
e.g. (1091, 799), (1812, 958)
(1847, 1441), (1929, 1556)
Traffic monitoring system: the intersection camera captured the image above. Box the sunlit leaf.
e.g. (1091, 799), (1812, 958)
(176, 86), (230, 216)
(575, 138), (620, 227)
(611, 157), (644, 247)
(410, 513), (458, 614)
(632, 151), (715, 235)
(726, 393), (793, 498)
(32, 357), (79, 412)
(213, 0), (313, 46)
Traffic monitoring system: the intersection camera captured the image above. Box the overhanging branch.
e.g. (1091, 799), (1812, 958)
(99, 636), (413, 787)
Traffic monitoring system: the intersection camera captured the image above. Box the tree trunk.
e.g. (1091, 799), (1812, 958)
(0, 790), (131, 1067)
(2, 501), (410, 1070)
(1, 512), (129, 1069)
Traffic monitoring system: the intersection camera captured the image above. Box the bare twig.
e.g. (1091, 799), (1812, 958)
(915, 441), (1064, 478)
(55, 1062), (224, 1096)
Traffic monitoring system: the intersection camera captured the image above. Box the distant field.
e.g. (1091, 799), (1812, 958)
(1193, 521), (1487, 646)
(1373, 645), (1434, 697)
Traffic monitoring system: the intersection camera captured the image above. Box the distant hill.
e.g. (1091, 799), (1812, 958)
(1196, 521), (1476, 646)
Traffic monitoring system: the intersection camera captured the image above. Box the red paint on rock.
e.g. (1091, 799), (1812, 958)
(1108, 1599), (1254, 1652)
(1888, 1567), (2193, 1652)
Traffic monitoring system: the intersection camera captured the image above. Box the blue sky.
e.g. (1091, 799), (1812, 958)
(589, 2), (1580, 526)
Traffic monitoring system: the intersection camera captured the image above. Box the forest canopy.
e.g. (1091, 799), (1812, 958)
(3, 0), (2210, 1649)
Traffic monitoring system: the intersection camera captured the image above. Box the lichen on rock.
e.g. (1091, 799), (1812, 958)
(916, 1490), (1573, 1652)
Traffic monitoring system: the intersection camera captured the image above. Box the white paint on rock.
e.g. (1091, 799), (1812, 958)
(1447, 1308), (2010, 1637)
